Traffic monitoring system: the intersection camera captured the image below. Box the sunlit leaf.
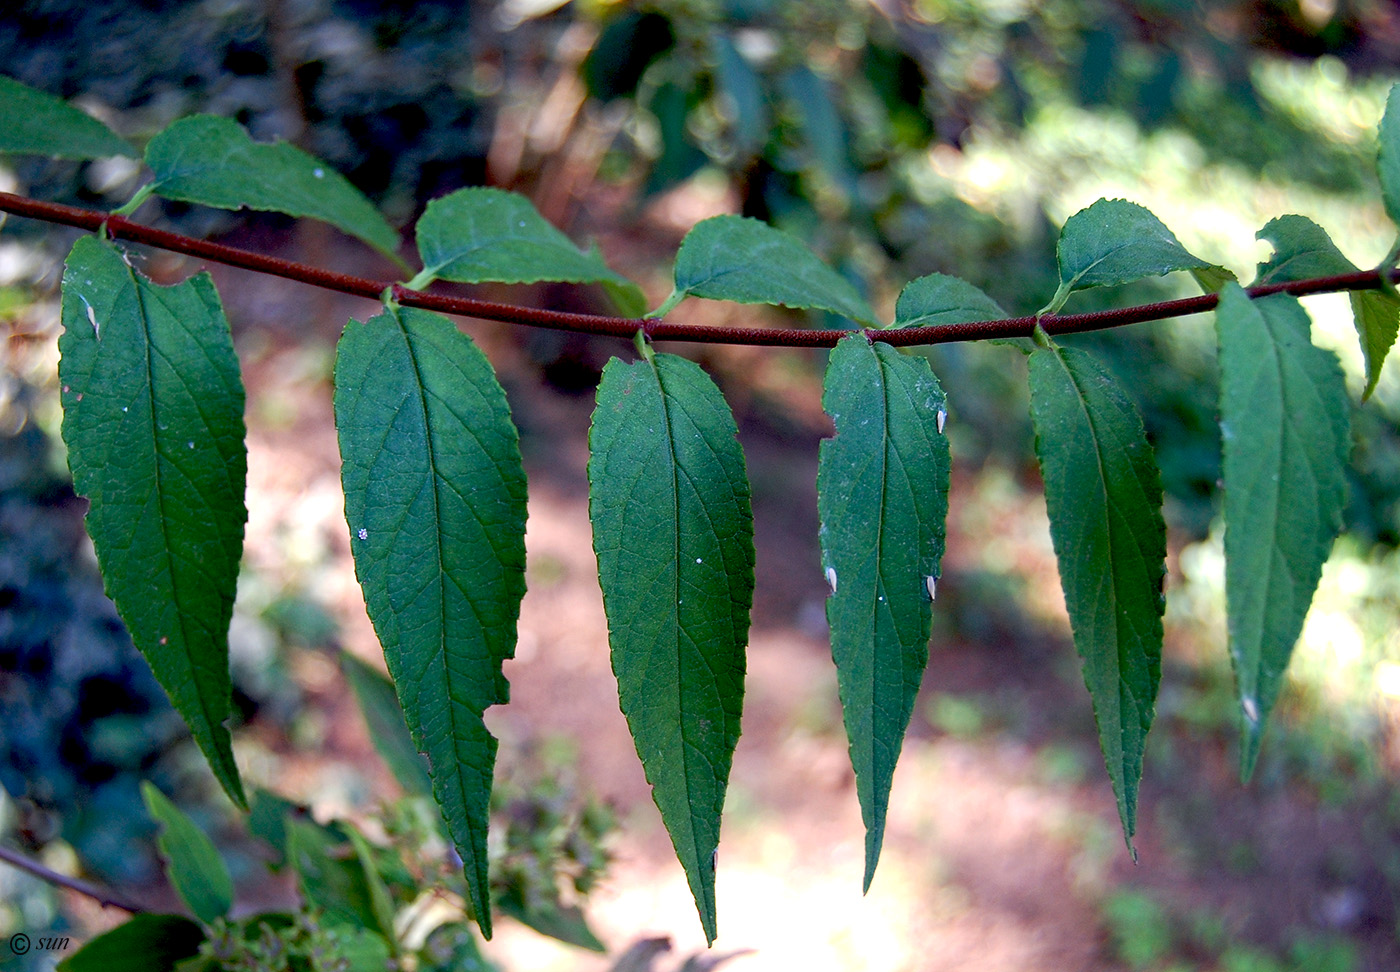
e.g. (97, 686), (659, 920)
(1044, 198), (1219, 314)
(1256, 214), (1398, 401)
(142, 782), (233, 924)
(655, 215), (877, 324)
(413, 188), (645, 314)
(0, 75), (135, 159)
(60, 237), (247, 808)
(817, 335), (949, 890)
(335, 305), (528, 939)
(1215, 285), (1350, 778)
(1028, 341), (1165, 852)
(144, 115), (401, 261)
(893, 273), (1006, 328)
(588, 351), (754, 944)
(1377, 83), (1400, 230)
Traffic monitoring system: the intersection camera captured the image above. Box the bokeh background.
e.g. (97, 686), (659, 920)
(3, 1), (1400, 969)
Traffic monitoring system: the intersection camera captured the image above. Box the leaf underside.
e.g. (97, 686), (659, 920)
(0, 74), (135, 159)
(1215, 285), (1350, 778)
(817, 335), (950, 891)
(588, 352), (754, 944)
(144, 115), (401, 260)
(335, 305), (528, 939)
(661, 214), (877, 324)
(1028, 342), (1165, 852)
(59, 236), (247, 809)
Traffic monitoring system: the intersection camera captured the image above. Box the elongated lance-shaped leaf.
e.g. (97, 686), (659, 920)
(142, 782), (234, 923)
(340, 651), (435, 798)
(654, 214), (877, 324)
(411, 187), (646, 314)
(817, 335), (950, 891)
(144, 115), (402, 262)
(588, 352), (754, 944)
(1215, 285), (1350, 779)
(334, 305), (527, 939)
(1041, 198), (1221, 315)
(59, 236), (247, 809)
(1378, 83), (1400, 230)
(0, 74), (135, 159)
(1256, 215), (1399, 401)
(1028, 341), (1165, 852)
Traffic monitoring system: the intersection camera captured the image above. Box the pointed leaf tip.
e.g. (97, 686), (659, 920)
(1215, 285), (1349, 779)
(61, 237), (247, 809)
(335, 306), (528, 939)
(818, 336), (950, 890)
(588, 353), (754, 943)
(1028, 342), (1164, 849)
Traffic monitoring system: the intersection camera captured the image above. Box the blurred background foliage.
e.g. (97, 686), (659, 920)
(3, 0), (1400, 969)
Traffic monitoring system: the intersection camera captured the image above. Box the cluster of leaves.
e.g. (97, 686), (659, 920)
(57, 655), (616, 972)
(2, 74), (1399, 946)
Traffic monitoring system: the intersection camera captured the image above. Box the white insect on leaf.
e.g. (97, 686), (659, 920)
(357, 528), (369, 541)
(936, 408), (947, 434)
(825, 566), (838, 594)
(925, 575), (938, 601)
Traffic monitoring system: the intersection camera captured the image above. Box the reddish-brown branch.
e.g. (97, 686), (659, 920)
(0, 844), (144, 913)
(2, 190), (1394, 348)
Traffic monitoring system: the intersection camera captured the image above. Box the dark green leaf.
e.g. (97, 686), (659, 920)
(656, 215), (876, 324)
(144, 115), (401, 261)
(1215, 285), (1350, 778)
(1378, 84), (1400, 230)
(60, 237), (247, 808)
(340, 651), (434, 797)
(413, 188), (645, 314)
(334, 305), (527, 939)
(347, 828), (399, 946)
(1045, 198), (1217, 314)
(893, 273), (1006, 328)
(588, 352), (754, 944)
(1256, 215), (1398, 401)
(817, 335), (950, 890)
(1028, 342), (1165, 852)
(247, 789), (305, 867)
(0, 75), (135, 159)
(324, 925), (394, 972)
(56, 914), (204, 972)
(778, 66), (852, 187)
(142, 782), (234, 923)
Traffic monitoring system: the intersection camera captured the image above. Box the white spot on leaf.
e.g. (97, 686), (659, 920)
(1242, 695), (1259, 724)
(936, 408), (947, 434)
(825, 566), (838, 594)
(313, 168), (324, 178)
(357, 528), (369, 541)
(925, 575), (937, 601)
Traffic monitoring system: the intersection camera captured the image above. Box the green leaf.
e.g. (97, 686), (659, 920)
(1044, 198), (1218, 314)
(656, 215), (877, 324)
(1215, 285), (1350, 778)
(1378, 84), (1400, 230)
(142, 782), (234, 923)
(56, 914), (204, 972)
(347, 828), (399, 946)
(1256, 214), (1399, 401)
(412, 188), (644, 313)
(496, 893), (606, 953)
(340, 651), (435, 798)
(588, 352), (754, 944)
(0, 75), (135, 159)
(286, 818), (383, 931)
(1027, 342), (1165, 852)
(893, 273), (1006, 328)
(711, 34), (769, 156)
(60, 237), (247, 808)
(247, 789), (303, 868)
(817, 335), (950, 890)
(144, 115), (401, 262)
(334, 305), (527, 940)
